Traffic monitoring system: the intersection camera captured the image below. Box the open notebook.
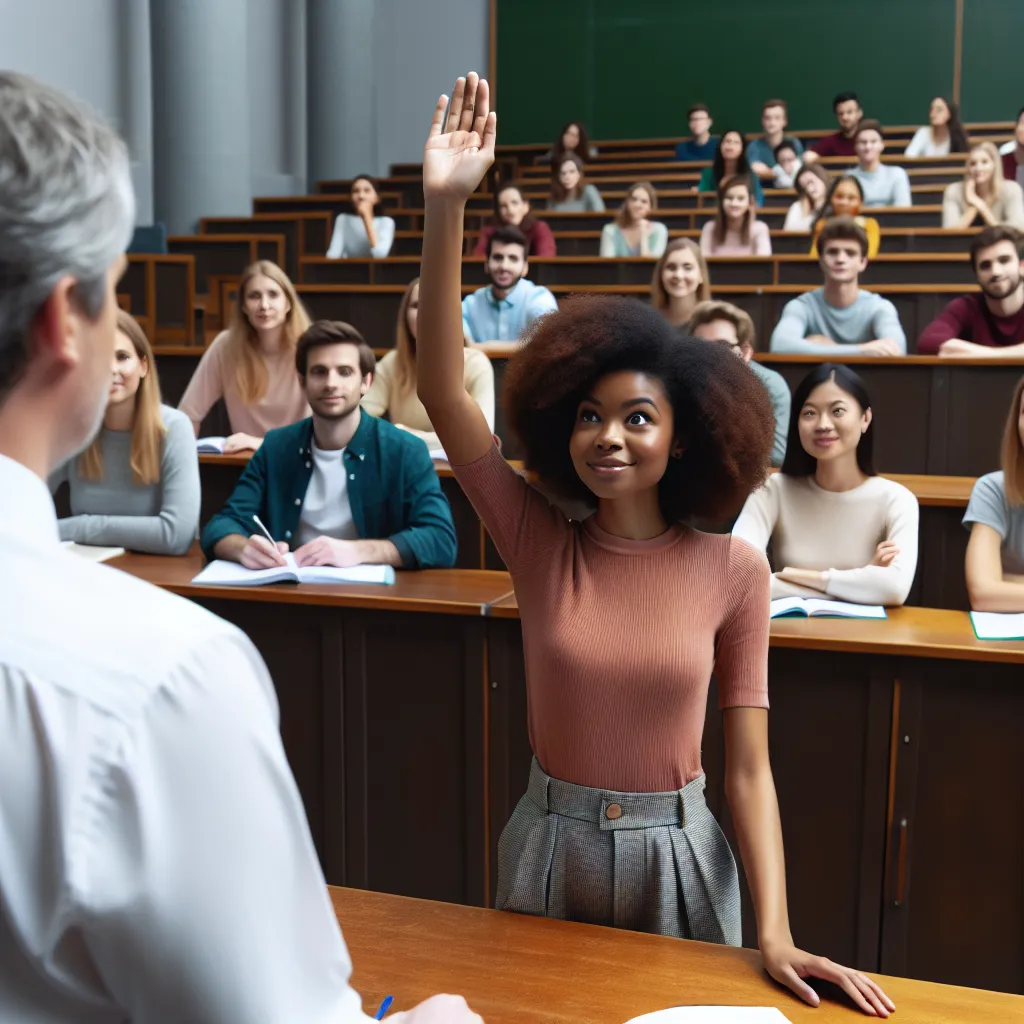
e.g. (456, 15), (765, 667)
(771, 597), (887, 620)
(191, 554), (395, 587)
(196, 437), (227, 454)
(624, 1009), (792, 1023)
(969, 611), (1024, 640)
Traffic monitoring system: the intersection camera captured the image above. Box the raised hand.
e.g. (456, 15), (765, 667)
(423, 72), (496, 201)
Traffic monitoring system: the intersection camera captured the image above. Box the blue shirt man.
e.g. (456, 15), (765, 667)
(675, 104), (718, 162)
(462, 225), (558, 343)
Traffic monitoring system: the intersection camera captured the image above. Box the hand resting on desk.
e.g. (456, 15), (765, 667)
(389, 993), (483, 1023)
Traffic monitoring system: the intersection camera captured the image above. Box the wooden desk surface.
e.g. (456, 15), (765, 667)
(112, 547), (514, 616)
(332, 887), (1023, 1023)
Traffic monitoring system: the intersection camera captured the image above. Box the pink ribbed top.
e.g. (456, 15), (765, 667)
(453, 445), (770, 792)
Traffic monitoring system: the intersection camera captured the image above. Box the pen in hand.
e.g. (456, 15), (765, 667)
(375, 994), (393, 1019)
(252, 514), (288, 566)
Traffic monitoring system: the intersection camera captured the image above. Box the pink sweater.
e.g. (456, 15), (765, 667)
(700, 219), (772, 256)
(453, 445), (770, 791)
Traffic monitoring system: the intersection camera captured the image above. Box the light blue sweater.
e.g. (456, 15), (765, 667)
(849, 165), (912, 208)
(770, 288), (907, 355)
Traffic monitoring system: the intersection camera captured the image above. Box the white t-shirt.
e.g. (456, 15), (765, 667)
(295, 442), (358, 547)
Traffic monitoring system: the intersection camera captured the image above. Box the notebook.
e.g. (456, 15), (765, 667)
(770, 597), (887, 620)
(969, 611), (1024, 640)
(196, 436), (227, 454)
(624, 1009), (792, 1023)
(191, 554), (396, 587)
(60, 542), (126, 563)
(429, 448), (448, 461)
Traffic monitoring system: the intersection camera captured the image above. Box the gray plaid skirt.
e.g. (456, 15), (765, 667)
(496, 757), (741, 945)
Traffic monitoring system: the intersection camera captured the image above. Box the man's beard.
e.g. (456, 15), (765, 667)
(312, 396), (358, 421)
(981, 275), (1023, 302)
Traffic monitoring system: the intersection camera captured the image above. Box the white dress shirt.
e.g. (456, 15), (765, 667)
(0, 452), (373, 1022)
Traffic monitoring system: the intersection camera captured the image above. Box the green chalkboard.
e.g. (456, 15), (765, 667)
(497, 0), (960, 144)
(961, 0), (1024, 124)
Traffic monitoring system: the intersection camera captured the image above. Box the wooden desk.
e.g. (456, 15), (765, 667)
(334, 887), (1024, 1023)
(484, 601), (1024, 993)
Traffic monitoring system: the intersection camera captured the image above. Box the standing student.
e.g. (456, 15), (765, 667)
(179, 260), (312, 451)
(325, 175), (396, 258)
(804, 91), (862, 161)
(905, 97), (969, 157)
(600, 181), (668, 257)
(688, 301), (790, 468)
(771, 216), (906, 355)
(203, 320), (457, 570)
(964, 375), (1024, 611)
(783, 164), (831, 232)
(747, 100), (804, 179)
(50, 310), (200, 555)
(918, 226), (1024, 356)
(942, 142), (1024, 229)
(697, 130), (765, 205)
(362, 277), (495, 451)
(0, 69), (479, 1024)
(548, 153), (605, 212)
(849, 121), (912, 207)
(462, 226), (558, 344)
(733, 363), (918, 606)
(537, 120), (598, 164)
(415, 70), (894, 1019)
(810, 175), (880, 259)
(473, 181), (556, 257)
(675, 103), (718, 161)
(700, 175), (771, 257)
(650, 238), (711, 328)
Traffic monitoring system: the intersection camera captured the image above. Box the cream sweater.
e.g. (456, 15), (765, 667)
(361, 347), (494, 451)
(732, 472), (919, 605)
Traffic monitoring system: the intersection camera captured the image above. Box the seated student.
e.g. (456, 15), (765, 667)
(547, 154), (605, 212)
(699, 175), (771, 256)
(771, 137), (802, 189)
(1001, 107), (1024, 190)
(942, 142), (1024, 229)
(964, 376), (1024, 610)
(50, 310), (200, 555)
(202, 320), (457, 570)
(600, 181), (668, 257)
(810, 175), (880, 258)
(849, 120), (912, 207)
(772, 216), (906, 355)
(325, 175), (396, 258)
(733, 363), (919, 605)
(697, 130), (765, 205)
(905, 96), (969, 157)
(783, 164), (831, 231)
(804, 91), (862, 161)
(650, 238), (711, 327)
(462, 225), (558, 344)
(747, 99), (804, 179)
(362, 277), (495, 451)
(918, 226), (1024, 356)
(179, 260), (311, 451)
(674, 103), (718, 161)
(688, 300), (790, 467)
(473, 181), (556, 257)
(536, 120), (598, 164)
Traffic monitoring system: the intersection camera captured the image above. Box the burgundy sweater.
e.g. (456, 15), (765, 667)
(473, 220), (557, 258)
(917, 293), (1024, 354)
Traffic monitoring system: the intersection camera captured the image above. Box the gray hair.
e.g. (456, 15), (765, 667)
(0, 72), (135, 395)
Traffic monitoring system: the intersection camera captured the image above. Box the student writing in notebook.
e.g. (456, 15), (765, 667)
(732, 363), (919, 605)
(201, 320), (456, 571)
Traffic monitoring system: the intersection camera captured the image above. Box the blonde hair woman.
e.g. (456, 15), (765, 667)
(50, 310), (200, 555)
(600, 182), (668, 257)
(943, 142), (1024, 229)
(650, 238), (711, 327)
(361, 277), (494, 452)
(179, 260), (312, 452)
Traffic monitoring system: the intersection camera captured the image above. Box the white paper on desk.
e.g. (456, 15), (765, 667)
(770, 597), (886, 620)
(196, 436), (227, 453)
(624, 1008), (792, 1024)
(969, 610), (1024, 640)
(60, 541), (126, 563)
(191, 555), (396, 586)
(429, 448), (447, 461)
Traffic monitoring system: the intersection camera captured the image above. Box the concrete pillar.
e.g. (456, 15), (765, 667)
(150, 0), (252, 233)
(306, 0), (376, 187)
(118, 0), (154, 223)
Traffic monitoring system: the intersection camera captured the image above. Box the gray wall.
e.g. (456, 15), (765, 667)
(0, 0), (488, 229)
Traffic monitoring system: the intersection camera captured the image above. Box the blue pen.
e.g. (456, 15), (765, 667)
(375, 995), (393, 1019)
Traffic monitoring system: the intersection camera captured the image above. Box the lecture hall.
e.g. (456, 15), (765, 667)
(2, 1), (1024, 1022)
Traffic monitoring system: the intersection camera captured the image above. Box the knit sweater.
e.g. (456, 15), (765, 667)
(451, 444), (770, 792)
(732, 472), (920, 605)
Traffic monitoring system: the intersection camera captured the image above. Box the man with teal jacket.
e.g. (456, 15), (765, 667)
(201, 321), (457, 570)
